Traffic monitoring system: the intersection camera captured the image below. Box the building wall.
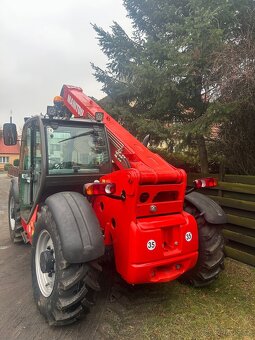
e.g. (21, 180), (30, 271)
(0, 154), (19, 171)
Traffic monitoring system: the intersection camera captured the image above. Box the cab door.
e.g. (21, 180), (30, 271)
(19, 119), (42, 222)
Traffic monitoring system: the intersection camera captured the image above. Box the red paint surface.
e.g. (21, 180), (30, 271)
(21, 205), (38, 243)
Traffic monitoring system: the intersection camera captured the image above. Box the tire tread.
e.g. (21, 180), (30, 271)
(179, 203), (225, 287)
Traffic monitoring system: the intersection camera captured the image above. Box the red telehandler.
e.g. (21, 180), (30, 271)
(4, 85), (226, 326)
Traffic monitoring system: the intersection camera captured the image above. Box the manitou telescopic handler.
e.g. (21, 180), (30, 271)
(4, 85), (226, 326)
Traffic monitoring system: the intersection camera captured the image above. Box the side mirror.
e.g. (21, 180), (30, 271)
(3, 123), (17, 145)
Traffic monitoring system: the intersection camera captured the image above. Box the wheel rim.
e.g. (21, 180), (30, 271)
(35, 230), (56, 297)
(9, 196), (15, 231)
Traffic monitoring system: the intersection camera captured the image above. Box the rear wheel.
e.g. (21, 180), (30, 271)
(8, 186), (23, 243)
(31, 205), (101, 326)
(180, 202), (225, 287)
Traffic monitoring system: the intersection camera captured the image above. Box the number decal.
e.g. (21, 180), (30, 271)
(185, 232), (192, 242)
(147, 240), (156, 250)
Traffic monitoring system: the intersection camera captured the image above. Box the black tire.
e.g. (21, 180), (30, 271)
(8, 185), (23, 243)
(31, 205), (101, 326)
(179, 202), (225, 287)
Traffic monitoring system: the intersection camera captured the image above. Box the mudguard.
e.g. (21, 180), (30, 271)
(45, 191), (105, 263)
(10, 177), (19, 203)
(185, 191), (227, 224)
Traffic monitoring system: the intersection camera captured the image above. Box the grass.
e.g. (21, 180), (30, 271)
(100, 258), (255, 339)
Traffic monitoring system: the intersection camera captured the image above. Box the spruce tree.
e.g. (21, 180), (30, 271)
(92, 0), (254, 173)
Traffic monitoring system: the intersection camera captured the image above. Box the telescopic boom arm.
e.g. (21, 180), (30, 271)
(60, 85), (185, 185)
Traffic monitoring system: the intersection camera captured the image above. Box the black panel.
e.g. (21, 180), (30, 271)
(185, 191), (227, 224)
(46, 192), (105, 263)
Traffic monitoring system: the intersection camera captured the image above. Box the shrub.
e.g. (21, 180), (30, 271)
(4, 163), (12, 171)
(13, 159), (19, 167)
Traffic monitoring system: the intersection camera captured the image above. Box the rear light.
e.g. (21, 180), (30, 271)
(193, 177), (218, 189)
(85, 182), (116, 196)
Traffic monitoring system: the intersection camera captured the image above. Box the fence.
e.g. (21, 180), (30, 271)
(188, 173), (255, 267)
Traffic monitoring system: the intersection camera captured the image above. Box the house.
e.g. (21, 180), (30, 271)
(0, 134), (20, 171)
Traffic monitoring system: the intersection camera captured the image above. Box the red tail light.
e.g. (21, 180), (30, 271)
(85, 182), (116, 196)
(193, 177), (218, 189)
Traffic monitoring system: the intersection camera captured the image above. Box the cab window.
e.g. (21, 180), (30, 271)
(46, 124), (111, 175)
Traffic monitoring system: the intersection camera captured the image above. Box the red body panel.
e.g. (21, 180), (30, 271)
(92, 169), (198, 284)
(21, 205), (38, 243)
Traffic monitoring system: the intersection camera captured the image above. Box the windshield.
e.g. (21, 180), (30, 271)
(45, 123), (111, 175)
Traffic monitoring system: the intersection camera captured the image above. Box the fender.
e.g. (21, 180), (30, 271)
(11, 177), (19, 203)
(185, 191), (227, 224)
(45, 191), (105, 263)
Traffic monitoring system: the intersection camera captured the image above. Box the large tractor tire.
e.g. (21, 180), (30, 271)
(31, 205), (101, 326)
(180, 202), (225, 287)
(8, 185), (23, 243)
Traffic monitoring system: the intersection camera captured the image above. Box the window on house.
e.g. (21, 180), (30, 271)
(0, 156), (10, 163)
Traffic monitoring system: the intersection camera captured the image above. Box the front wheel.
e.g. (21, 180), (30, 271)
(31, 205), (101, 326)
(180, 202), (225, 287)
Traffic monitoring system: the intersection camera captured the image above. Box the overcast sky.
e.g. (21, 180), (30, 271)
(0, 0), (132, 129)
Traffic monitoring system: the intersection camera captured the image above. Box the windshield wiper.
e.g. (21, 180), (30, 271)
(59, 130), (95, 143)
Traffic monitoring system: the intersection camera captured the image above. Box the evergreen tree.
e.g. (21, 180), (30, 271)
(92, 0), (254, 173)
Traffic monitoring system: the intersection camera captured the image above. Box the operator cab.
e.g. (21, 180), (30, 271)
(5, 115), (112, 223)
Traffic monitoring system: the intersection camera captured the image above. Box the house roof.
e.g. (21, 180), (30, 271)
(0, 137), (20, 154)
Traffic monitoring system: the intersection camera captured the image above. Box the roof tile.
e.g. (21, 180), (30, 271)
(0, 137), (20, 154)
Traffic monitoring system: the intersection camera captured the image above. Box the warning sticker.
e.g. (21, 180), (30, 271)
(185, 232), (192, 242)
(147, 240), (156, 250)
